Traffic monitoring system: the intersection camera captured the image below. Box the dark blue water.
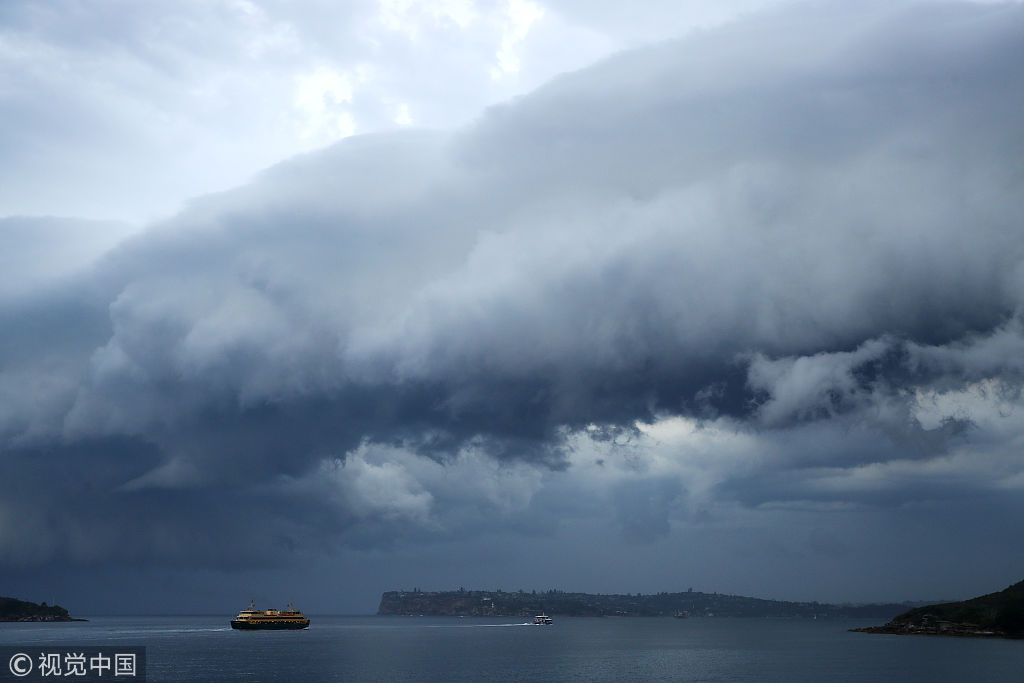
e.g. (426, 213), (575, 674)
(3, 616), (1023, 682)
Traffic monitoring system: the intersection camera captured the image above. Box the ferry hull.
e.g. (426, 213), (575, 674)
(231, 620), (309, 630)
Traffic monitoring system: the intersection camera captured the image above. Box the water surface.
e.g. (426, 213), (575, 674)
(2, 615), (1022, 681)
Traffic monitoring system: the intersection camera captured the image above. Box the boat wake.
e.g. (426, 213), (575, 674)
(422, 622), (534, 629)
(139, 627), (232, 634)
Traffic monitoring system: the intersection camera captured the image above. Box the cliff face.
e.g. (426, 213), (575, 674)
(0, 597), (78, 622)
(854, 580), (1024, 638)
(378, 589), (907, 619)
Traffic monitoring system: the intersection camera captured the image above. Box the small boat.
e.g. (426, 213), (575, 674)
(533, 614), (553, 625)
(230, 600), (310, 630)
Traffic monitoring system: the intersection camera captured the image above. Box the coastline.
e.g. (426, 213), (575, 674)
(0, 617), (88, 622)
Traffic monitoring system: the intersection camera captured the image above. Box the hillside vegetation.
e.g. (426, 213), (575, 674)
(854, 580), (1024, 638)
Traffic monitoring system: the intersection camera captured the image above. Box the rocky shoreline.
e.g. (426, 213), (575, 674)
(851, 623), (1013, 639)
(0, 616), (86, 622)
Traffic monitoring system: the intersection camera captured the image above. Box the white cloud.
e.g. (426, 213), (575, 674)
(4, 0), (890, 223)
(293, 65), (362, 144)
(491, 0), (546, 80)
(393, 101), (414, 125)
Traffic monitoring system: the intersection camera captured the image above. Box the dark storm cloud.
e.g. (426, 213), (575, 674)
(611, 475), (685, 542)
(2, 1), (1024, 573)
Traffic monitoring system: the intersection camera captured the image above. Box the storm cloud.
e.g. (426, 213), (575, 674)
(3, 1), (1024, 611)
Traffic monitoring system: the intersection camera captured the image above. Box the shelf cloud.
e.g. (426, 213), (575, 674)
(2, 0), (1023, 610)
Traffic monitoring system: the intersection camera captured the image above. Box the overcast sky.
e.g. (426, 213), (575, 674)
(3, 0), (1024, 615)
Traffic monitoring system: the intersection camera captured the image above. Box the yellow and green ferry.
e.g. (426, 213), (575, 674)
(230, 600), (310, 630)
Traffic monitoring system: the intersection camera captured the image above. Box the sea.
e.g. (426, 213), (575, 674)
(2, 615), (1023, 682)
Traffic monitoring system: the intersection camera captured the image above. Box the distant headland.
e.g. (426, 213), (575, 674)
(853, 580), (1024, 639)
(378, 588), (908, 619)
(0, 596), (85, 622)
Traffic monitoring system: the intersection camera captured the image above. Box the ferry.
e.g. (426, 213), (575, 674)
(230, 600), (310, 630)
(533, 614), (553, 625)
